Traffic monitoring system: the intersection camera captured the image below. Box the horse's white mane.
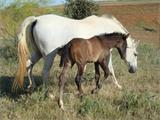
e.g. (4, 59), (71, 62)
(101, 14), (137, 47)
(101, 14), (129, 34)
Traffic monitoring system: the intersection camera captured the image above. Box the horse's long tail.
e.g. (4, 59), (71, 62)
(12, 16), (36, 91)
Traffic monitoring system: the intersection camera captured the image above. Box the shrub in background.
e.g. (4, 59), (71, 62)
(64, 0), (99, 19)
(0, 1), (60, 62)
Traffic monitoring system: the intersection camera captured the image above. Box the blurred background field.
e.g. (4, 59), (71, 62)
(0, 0), (160, 120)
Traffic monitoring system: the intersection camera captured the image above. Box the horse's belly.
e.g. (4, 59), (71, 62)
(33, 23), (75, 56)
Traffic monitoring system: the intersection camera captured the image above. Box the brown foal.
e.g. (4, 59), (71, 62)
(58, 32), (129, 109)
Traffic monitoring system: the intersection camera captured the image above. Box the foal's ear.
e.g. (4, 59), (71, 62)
(123, 33), (129, 40)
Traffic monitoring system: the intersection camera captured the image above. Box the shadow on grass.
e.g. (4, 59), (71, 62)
(0, 76), (43, 98)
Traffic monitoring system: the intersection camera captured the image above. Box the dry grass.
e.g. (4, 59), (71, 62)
(0, 42), (160, 120)
(0, 2), (160, 120)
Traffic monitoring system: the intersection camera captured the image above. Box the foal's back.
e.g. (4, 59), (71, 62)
(68, 36), (108, 64)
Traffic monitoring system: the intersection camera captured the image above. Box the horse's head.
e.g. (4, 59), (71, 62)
(116, 33), (138, 73)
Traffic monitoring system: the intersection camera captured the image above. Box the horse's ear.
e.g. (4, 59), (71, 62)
(123, 33), (129, 40)
(125, 33), (130, 39)
(135, 40), (140, 48)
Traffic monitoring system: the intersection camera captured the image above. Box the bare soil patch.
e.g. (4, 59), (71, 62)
(99, 3), (160, 46)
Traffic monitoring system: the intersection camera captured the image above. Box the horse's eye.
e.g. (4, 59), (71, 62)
(134, 52), (138, 56)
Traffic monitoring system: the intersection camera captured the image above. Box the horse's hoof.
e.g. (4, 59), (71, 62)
(25, 87), (34, 93)
(91, 89), (95, 94)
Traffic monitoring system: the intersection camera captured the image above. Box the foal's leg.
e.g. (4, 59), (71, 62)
(108, 53), (122, 89)
(58, 61), (70, 110)
(91, 62), (101, 94)
(75, 64), (85, 96)
(26, 51), (42, 91)
(100, 60), (110, 80)
(41, 49), (58, 88)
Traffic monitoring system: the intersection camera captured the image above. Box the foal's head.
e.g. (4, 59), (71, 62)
(104, 32), (138, 73)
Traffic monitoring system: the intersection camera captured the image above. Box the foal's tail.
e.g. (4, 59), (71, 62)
(59, 45), (69, 67)
(12, 16), (36, 91)
(59, 43), (73, 67)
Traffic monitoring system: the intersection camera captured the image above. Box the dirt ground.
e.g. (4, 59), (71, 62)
(99, 3), (160, 46)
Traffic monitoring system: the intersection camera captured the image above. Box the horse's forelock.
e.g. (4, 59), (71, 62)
(126, 36), (136, 48)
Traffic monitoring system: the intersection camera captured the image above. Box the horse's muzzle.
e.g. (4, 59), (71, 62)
(128, 66), (137, 73)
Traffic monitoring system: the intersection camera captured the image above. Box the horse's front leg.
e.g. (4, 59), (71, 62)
(58, 61), (70, 110)
(26, 51), (42, 92)
(91, 62), (102, 94)
(75, 64), (85, 97)
(108, 53), (122, 89)
(41, 49), (58, 90)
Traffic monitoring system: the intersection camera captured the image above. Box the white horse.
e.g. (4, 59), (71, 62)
(12, 14), (138, 91)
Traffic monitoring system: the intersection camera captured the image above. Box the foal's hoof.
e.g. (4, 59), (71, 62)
(77, 92), (85, 101)
(117, 85), (122, 90)
(48, 93), (54, 100)
(59, 104), (65, 111)
(91, 88), (99, 94)
(78, 92), (85, 97)
(98, 84), (102, 89)
(60, 106), (65, 111)
(58, 99), (65, 111)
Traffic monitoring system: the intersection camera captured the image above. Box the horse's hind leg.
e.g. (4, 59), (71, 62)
(42, 49), (58, 89)
(75, 64), (85, 97)
(108, 53), (122, 89)
(91, 62), (101, 94)
(27, 51), (42, 91)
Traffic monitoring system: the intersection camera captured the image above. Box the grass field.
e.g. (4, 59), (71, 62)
(0, 2), (160, 120)
(0, 42), (159, 120)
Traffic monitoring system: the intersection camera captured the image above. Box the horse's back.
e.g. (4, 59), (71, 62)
(32, 14), (128, 56)
(33, 15), (76, 55)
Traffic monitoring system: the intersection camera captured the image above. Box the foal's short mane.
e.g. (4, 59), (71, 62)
(96, 32), (127, 40)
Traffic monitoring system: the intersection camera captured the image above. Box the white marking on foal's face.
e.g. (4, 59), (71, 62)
(125, 36), (138, 73)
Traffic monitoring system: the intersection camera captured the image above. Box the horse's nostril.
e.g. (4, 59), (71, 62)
(129, 67), (136, 73)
